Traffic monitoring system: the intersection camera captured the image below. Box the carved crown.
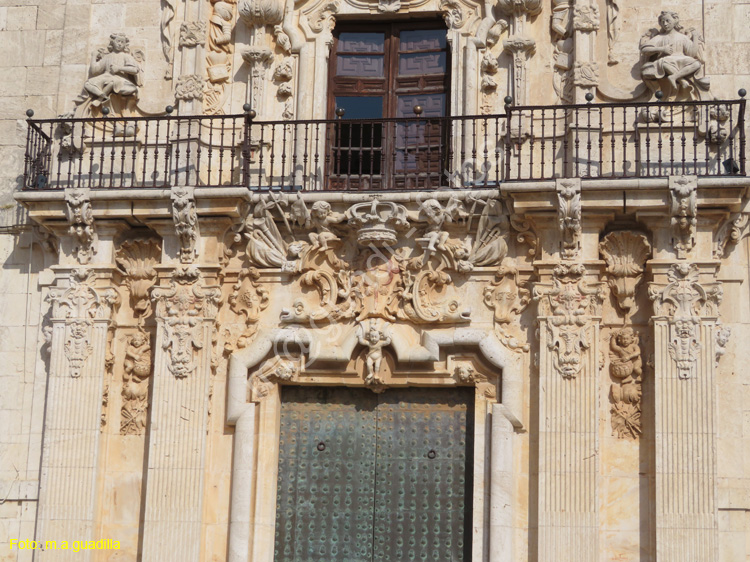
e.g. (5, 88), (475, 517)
(346, 201), (409, 248)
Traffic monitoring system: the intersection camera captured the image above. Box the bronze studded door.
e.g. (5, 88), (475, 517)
(274, 387), (473, 562)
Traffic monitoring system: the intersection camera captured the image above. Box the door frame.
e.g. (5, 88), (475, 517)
(240, 359), (511, 562)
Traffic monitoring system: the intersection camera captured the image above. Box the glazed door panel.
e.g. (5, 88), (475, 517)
(274, 387), (473, 562)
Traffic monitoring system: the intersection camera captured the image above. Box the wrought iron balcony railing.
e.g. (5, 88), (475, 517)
(23, 98), (746, 192)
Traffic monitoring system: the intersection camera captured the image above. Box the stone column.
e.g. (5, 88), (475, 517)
(534, 262), (603, 561)
(35, 268), (119, 560)
(140, 266), (221, 561)
(489, 404), (515, 562)
(649, 261), (722, 560)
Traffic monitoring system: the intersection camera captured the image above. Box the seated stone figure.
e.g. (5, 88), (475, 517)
(639, 11), (710, 99)
(84, 33), (142, 107)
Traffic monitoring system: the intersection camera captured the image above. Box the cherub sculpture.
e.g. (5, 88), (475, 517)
(122, 331), (152, 434)
(290, 196), (343, 250)
(419, 196), (466, 265)
(358, 322), (392, 386)
(609, 327), (642, 403)
(639, 11), (710, 99)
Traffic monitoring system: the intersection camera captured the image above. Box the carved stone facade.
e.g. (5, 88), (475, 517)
(3, 1), (750, 561)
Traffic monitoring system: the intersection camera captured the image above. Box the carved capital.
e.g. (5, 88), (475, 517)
(65, 188), (97, 264)
(649, 263), (722, 380)
(496, 0), (542, 18)
(439, 0), (466, 29)
(239, 0), (284, 29)
(669, 175), (698, 259)
(599, 231), (652, 320)
(171, 185), (199, 263)
(534, 264), (603, 379)
(556, 179), (581, 259)
(152, 266), (221, 379)
(48, 269), (120, 378)
(308, 1), (339, 33)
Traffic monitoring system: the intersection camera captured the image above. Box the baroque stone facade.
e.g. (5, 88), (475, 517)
(1, 0), (750, 561)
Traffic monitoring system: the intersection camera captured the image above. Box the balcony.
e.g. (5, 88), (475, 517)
(23, 98), (747, 192)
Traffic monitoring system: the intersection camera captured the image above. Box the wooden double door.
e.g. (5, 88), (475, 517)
(327, 22), (450, 190)
(274, 387), (474, 561)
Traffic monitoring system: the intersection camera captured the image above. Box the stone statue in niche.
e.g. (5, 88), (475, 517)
(639, 11), (710, 100)
(609, 327), (643, 440)
(121, 330), (152, 435)
(358, 321), (391, 388)
(73, 34), (144, 117)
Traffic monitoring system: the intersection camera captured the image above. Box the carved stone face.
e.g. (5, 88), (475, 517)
(311, 201), (331, 220)
(367, 328), (381, 344)
(110, 35), (129, 53)
(658, 12), (677, 33)
(616, 329), (635, 348)
(130, 332), (147, 348)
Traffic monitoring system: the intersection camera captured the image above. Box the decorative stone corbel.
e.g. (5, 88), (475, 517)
(171, 185), (199, 263)
(714, 212), (750, 258)
(250, 355), (300, 401)
(556, 179), (581, 259)
(483, 263), (530, 352)
(439, 0), (466, 29)
(65, 188), (97, 265)
(534, 263), (603, 378)
(151, 266), (221, 379)
(599, 231), (651, 320)
(307, 0), (339, 33)
(669, 175), (697, 259)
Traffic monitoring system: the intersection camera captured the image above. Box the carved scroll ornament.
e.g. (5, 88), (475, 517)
(669, 176), (697, 259)
(483, 263), (530, 352)
(116, 238), (161, 321)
